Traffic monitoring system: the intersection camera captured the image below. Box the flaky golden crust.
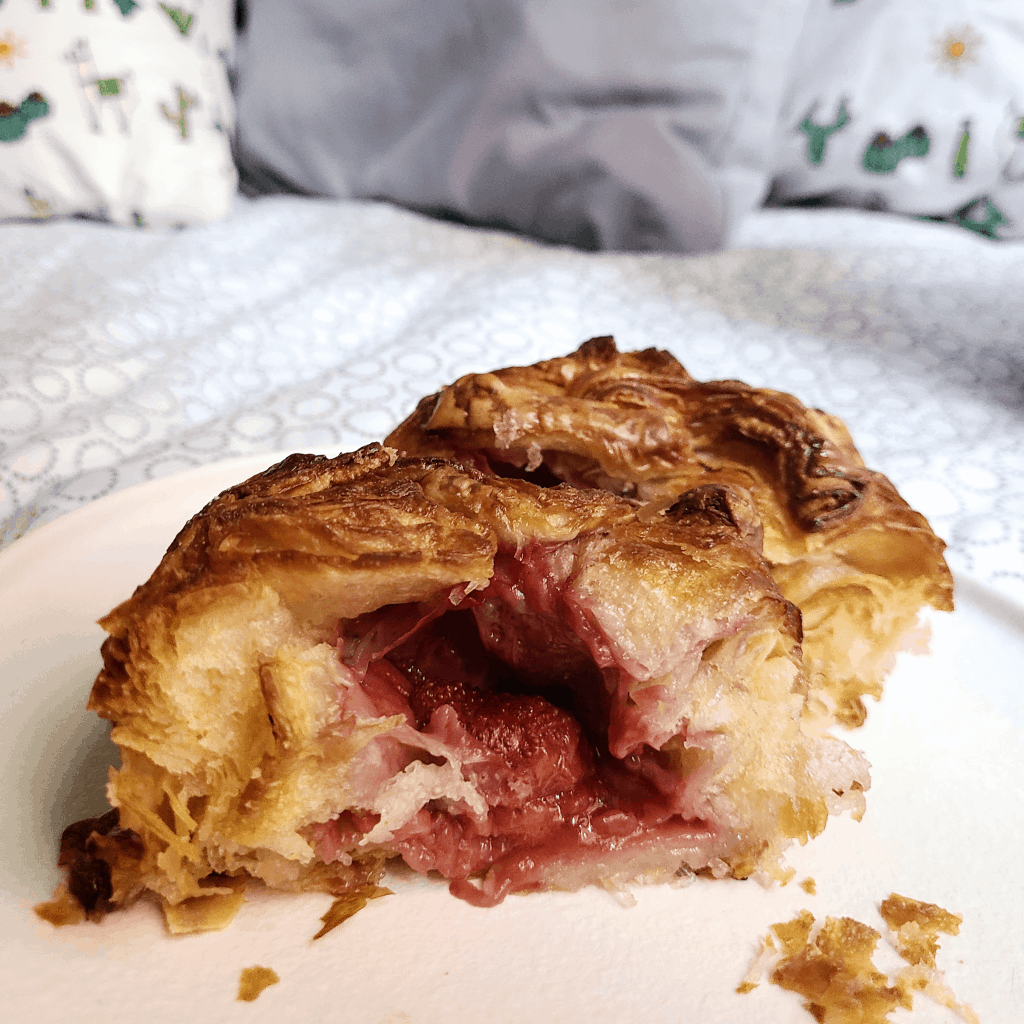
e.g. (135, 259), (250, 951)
(93, 443), (792, 759)
(386, 337), (954, 726)
(65, 443), (868, 926)
(96, 445), (496, 644)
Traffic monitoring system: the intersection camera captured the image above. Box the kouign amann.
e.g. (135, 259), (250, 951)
(47, 444), (868, 927)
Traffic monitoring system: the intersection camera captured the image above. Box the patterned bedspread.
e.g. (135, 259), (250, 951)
(1, 196), (1022, 601)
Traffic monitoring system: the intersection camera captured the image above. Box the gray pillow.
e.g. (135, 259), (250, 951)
(233, 0), (808, 252)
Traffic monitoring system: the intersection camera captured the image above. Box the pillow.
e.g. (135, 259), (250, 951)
(769, 0), (1024, 240)
(233, 0), (811, 253)
(0, 0), (237, 228)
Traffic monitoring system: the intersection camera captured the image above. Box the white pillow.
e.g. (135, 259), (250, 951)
(770, 0), (1024, 239)
(0, 0), (236, 227)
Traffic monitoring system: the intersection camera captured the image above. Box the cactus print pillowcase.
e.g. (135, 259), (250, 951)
(0, 0), (236, 227)
(769, 0), (1024, 239)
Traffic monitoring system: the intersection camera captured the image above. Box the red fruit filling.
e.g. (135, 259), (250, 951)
(313, 541), (726, 906)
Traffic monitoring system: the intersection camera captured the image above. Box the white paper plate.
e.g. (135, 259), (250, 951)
(1, 455), (1021, 1024)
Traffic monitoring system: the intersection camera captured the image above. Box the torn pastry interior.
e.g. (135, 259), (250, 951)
(47, 444), (867, 925)
(386, 337), (954, 727)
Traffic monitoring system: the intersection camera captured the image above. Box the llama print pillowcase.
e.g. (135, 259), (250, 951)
(769, 0), (1024, 240)
(0, 0), (236, 227)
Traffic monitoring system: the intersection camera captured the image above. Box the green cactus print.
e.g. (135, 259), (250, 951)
(862, 126), (930, 173)
(800, 101), (850, 165)
(24, 187), (52, 219)
(36, 0), (129, 9)
(32, 1), (139, 13)
(0, 93), (50, 143)
(160, 85), (195, 138)
(954, 197), (1007, 239)
(953, 122), (970, 179)
(160, 4), (194, 36)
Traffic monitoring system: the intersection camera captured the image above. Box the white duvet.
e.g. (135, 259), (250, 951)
(0, 195), (1022, 601)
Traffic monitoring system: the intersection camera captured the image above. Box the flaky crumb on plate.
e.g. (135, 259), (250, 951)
(740, 894), (979, 1023)
(237, 966), (280, 1002)
(314, 884), (393, 940)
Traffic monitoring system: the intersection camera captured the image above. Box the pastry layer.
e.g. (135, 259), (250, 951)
(386, 337), (954, 727)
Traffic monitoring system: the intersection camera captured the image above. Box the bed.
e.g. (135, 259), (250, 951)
(1, 2), (1023, 1022)
(3, 195), (1022, 601)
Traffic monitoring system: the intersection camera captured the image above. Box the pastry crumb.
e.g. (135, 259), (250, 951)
(879, 892), (961, 968)
(163, 874), (247, 934)
(739, 894), (978, 1023)
(313, 884), (393, 940)
(736, 933), (777, 993)
(34, 882), (85, 927)
(237, 966), (279, 1002)
(799, 877), (817, 895)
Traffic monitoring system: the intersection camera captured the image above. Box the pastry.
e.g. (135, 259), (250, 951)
(44, 444), (867, 926)
(740, 897), (978, 1023)
(386, 337), (954, 727)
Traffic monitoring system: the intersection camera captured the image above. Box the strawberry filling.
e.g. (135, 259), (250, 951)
(313, 541), (728, 906)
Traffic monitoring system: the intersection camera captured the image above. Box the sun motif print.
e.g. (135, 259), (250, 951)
(931, 25), (983, 76)
(0, 30), (27, 69)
